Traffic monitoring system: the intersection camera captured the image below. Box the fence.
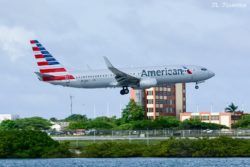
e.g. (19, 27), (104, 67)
(52, 129), (250, 138)
(52, 129), (250, 147)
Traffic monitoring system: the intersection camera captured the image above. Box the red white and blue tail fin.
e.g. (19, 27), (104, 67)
(30, 40), (75, 82)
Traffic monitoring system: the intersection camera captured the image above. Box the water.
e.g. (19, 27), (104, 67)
(0, 158), (249, 167)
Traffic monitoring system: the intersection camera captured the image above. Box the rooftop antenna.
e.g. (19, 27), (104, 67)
(210, 103), (213, 113)
(241, 103), (244, 112)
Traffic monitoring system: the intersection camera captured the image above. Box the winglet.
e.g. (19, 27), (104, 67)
(103, 56), (114, 69)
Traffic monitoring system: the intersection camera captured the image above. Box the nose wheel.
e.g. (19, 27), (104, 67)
(195, 83), (199, 89)
(120, 86), (129, 95)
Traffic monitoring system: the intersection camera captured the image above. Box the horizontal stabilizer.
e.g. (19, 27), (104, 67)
(34, 72), (54, 80)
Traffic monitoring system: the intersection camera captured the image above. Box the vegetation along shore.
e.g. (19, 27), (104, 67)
(0, 130), (250, 158)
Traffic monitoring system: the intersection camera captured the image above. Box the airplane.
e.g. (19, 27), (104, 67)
(30, 40), (215, 95)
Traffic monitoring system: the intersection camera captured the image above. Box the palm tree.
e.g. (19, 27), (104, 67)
(225, 103), (238, 113)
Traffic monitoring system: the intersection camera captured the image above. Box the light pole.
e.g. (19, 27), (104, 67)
(93, 104), (96, 118)
(82, 104), (85, 116)
(106, 102), (110, 117)
(70, 95), (74, 115)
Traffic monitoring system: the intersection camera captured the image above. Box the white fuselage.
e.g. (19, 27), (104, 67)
(49, 65), (215, 89)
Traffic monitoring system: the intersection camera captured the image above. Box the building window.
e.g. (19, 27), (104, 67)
(147, 99), (153, 104)
(211, 115), (219, 120)
(147, 91), (153, 95)
(191, 116), (200, 120)
(156, 99), (163, 104)
(155, 91), (173, 96)
(167, 108), (175, 113)
(156, 108), (162, 112)
(147, 108), (153, 112)
(156, 107), (175, 113)
(201, 116), (209, 120)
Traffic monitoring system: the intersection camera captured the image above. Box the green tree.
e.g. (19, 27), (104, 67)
(179, 119), (227, 130)
(81, 137), (250, 157)
(130, 120), (155, 130)
(68, 116), (116, 130)
(0, 117), (52, 131)
(116, 123), (133, 130)
(232, 115), (250, 128)
(65, 114), (88, 122)
(50, 117), (58, 122)
(86, 117), (116, 130)
(15, 117), (52, 130)
(68, 121), (88, 129)
(0, 120), (17, 130)
(225, 103), (238, 113)
(0, 130), (71, 158)
(121, 99), (144, 123)
(154, 117), (180, 129)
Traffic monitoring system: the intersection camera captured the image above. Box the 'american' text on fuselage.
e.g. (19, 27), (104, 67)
(141, 68), (184, 77)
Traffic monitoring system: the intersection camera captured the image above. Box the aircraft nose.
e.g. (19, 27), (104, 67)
(208, 71), (215, 78)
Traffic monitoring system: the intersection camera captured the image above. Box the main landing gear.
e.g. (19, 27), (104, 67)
(120, 86), (129, 95)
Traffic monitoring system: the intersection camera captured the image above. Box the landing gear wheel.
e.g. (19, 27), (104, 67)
(120, 89), (125, 95)
(124, 89), (129, 94)
(120, 86), (129, 95)
(195, 85), (199, 89)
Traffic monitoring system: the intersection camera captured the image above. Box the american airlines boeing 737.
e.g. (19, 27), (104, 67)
(30, 40), (215, 95)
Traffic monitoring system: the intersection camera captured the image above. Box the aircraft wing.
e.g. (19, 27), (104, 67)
(104, 57), (140, 86)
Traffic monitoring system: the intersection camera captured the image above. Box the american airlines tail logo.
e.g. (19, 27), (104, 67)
(141, 67), (192, 77)
(31, 40), (75, 81)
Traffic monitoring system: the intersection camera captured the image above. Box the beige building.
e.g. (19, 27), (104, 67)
(50, 121), (70, 131)
(180, 112), (232, 128)
(131, 83), (186, 119)
(0, 114), (19, 123)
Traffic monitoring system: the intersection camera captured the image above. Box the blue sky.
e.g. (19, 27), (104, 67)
(0, 0), (249, 119)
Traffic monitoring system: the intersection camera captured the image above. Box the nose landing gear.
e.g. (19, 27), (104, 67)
(195, 82), (199, 89)
(120, 86), (129, 95)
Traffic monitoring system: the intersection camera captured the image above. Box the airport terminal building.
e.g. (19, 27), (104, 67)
(131, 83), (186, 119)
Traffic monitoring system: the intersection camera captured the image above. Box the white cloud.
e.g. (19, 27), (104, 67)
(0, 26), (35, 62)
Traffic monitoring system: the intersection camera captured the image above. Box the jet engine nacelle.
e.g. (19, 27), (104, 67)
(139, 78), (157, 88)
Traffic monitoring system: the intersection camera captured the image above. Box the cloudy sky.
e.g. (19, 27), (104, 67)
(0, 0), (249, 119)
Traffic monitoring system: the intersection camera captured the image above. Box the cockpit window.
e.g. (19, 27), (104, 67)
(201, 68), (207, 71)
